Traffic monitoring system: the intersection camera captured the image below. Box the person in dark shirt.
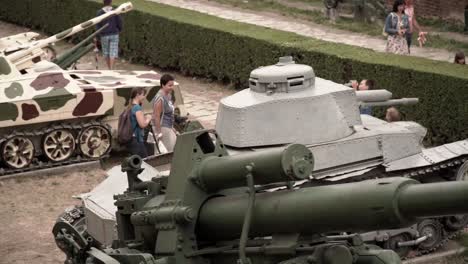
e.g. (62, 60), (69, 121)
(96, 0), (122, 69)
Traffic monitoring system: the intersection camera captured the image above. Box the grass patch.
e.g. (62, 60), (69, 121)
(419, 16), (467, 33)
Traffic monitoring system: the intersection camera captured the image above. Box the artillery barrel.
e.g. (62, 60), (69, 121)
(356, 89), (392, 102)
(197, 177), (468, 241)
(360, 98), (419, 107)
(7, 2), (133, 64)
(53, 24), (108, 68)
(194, 144), (313, 192)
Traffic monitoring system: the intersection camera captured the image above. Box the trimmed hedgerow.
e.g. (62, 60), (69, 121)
(0, 0), (466, 145)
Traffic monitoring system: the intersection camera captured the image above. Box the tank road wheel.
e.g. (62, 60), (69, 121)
(382, 233), (412, 258)
(43, 129), (76, 162)
(78, 125), (111, 159)
(1, 136), (35, 169)
(416, 219), (444, 253)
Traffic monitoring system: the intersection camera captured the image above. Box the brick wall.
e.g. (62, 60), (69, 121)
(386, 0), (468, 22)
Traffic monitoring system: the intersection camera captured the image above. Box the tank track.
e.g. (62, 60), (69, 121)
(0, 120), (111, 178)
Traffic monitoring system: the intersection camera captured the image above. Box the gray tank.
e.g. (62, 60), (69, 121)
(215, 56), (468, 257)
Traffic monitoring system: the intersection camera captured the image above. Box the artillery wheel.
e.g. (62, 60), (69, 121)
(382, 233), (412, 258)
(1, 136), (34, 169)
(416, 219), (444, 253)
(43, 129), (76, 162)
(455, 160), (468, 181)
(444, 161), (468, 231)
(78, 125), (111, 159)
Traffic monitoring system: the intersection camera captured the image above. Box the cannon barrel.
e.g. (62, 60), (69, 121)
(361, 98), (419, 107)
(356, 90), (393, 102)
(197, 177), (468, 241)
(6, 2), (133, 69)
(53, 24), (108, 69)
(356, 90), (419, 107)
(194, 144), (313, 192)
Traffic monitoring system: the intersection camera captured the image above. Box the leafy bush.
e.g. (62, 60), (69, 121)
(1, 0), (466, 145)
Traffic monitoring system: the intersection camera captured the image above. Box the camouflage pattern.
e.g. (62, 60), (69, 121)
(0, 32), (40, 53)
(0, 1), (186, 172)
(0, 56), (185, 170)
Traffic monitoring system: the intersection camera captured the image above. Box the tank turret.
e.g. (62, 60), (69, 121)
(216, 56), (361, 147)
(53, 130), (468, 264)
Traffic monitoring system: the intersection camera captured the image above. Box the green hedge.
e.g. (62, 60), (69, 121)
(0, 0), (467, 145)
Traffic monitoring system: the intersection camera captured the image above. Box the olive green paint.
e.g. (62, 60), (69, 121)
(5, 82), (24, 99)
(146, 86), (160, 102)
(56, 28), (73, 39)
(104, 106), (114, 116)
(33, 88), (76, 111)
(0, 57), (12, 76)
(80, 20), (93, 28)
(0, 103), (18, 121)
(116, 87), (131, 106)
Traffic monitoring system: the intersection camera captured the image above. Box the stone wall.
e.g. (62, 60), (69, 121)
(386, 0), (468, 22)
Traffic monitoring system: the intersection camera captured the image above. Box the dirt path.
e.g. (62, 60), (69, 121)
(149, 0), (456, 62)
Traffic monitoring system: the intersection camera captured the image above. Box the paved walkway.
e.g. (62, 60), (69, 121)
(148, 0), (456, 62)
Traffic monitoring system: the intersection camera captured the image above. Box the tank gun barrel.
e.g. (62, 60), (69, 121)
(356, 90), (419, 107)
(360, 98), (419, 107)
(6, 2), (133, 69)
(356, 89), (393, 102)
(197, 177), (468, 241)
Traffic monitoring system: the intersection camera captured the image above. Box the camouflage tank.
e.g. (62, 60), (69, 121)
(0, 2), (187, 174)
(52, 130), (468, 264)
(214, 56), (468, 256)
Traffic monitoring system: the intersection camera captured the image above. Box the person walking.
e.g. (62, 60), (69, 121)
(96, 0), (122, 70)
(128, 87), (152, 158)
(404, 0), (422, 53)
(384, 0), (410, 55)
(152, 74), (177, 152)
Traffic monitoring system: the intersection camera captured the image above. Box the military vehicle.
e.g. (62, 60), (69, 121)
(0, 2), (187, 175)
(214, 56), (468, 256)
(52, 129), (468, 264)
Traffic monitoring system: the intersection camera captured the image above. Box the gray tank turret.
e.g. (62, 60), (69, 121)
(215, 56), (468, 257)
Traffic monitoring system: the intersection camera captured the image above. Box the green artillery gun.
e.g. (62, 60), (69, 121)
(53, 129), (468, 264)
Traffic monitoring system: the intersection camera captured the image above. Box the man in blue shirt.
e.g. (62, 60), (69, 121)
(96, 0), (123, 70)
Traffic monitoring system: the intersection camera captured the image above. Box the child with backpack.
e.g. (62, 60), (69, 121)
(118, 87), (152, 158)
